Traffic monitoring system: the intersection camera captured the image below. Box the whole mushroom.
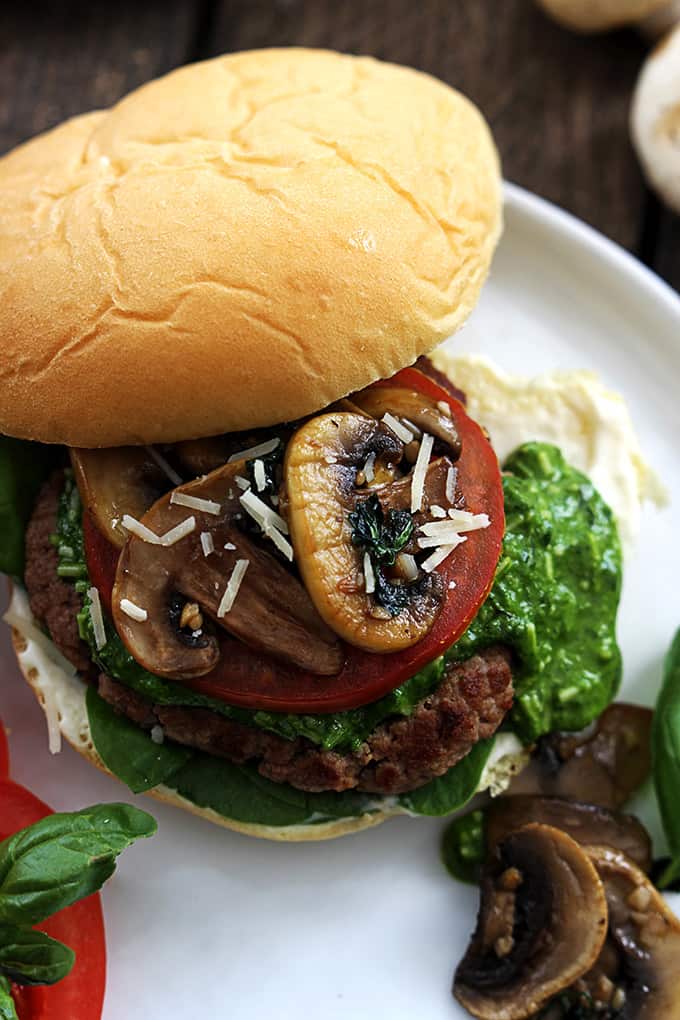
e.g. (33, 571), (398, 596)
(536, 0), (679, 34)
(631, 23), (680, 213)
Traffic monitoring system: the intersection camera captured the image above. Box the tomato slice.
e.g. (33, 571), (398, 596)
(0, 723), (106, 1020)
(85, 366), (504, 713)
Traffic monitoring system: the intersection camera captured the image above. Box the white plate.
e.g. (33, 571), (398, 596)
(2, 183), (680, 1020)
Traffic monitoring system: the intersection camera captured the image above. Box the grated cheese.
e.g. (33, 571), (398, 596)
(448, 580), (457, 590)
(234, 476), (251, 491)
(267, 526), (294, 562)
(217, 559), (250, 616)
(363, 452), (376, 484)
(445, 510), (490, 531)
(421, 544), (458, 573)
(145, 445), (183, 486)
(430, 505), (447, 518)
(160, 516), (196, 546)
(122, 514), (162, 545)
(170, 491), (221, 515)
(418, 533), (468, 550)
(396, 553), (419, 581)
(253, 460), (267, 492)
(364, 552), (376, 594)
(227, 438), (280, 464)
(446, 466), (457, 504)
(382, 412), (414, 445)
(200, 532), (215, 557)
(120, 598), (148, 622)
(87, 587), (107, 651)
(224, 542), (236, 551)
(437, 400), (453, 418)
(43, 681), (62, 755)
(239, 488), (289, 535)
(410, 433), (434, 513)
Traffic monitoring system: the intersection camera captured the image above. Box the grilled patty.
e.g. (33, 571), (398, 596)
(25, 475), (514, 795)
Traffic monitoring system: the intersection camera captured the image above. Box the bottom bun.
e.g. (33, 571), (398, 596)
(5, 585), (527, 841)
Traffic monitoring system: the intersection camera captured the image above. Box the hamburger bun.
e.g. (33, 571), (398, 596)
(0, 48), (501, 448)
(6, 585), (527, 841)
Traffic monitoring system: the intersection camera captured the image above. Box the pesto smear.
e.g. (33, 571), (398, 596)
(56, 442), (622, 751)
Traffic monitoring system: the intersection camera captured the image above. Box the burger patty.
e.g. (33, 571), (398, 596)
(25, 475), (514, 795)
(24, 472), (92, 674)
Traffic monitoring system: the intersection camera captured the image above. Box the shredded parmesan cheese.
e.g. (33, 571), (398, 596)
(396, 553), (419, 581)
(253, 460), (267, 492)
(430, 505), (447, 518)
(410, 433), (434, 513)
(200, 532), (215, 557)
(43, 681), (62, 755)
(234, 476), (251, 491)
(239, 489), (289, 535)
(87, 587), (107, 651)
(145, 446), (183, 486)
(227, 438), (280, 464)
(120, 598), (148, 622)
(417, 533), (468, 550)
(381, 412), (414, 445)
(445, 510), (490, 531)
(437, 400), (453, 418)
(364, 552), (376, 594)
(421, 545), (458, 573)
(217, 559), (250, 616)
(170, 492), (221, 515)
(363, 452), (376, 483)
(446, 466), (457, 503)
(122, 514), (162, 545)
(224, 542), (236, 551)
(267, 527), (294, 562)
(160, 516), (196, 546)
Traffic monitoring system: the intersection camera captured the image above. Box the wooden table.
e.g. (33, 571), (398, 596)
(2, 0), (677, 289)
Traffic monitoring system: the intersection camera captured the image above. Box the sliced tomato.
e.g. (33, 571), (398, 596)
(0, 724), (106, 1020)
(85, 366), (504, 713)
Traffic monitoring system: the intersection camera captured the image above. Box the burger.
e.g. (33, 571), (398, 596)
(0, 49), (622, 840)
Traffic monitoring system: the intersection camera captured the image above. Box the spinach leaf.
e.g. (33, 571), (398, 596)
(0, 923), (74, 986)
(86, 687), (193, 793)
(350, 494), (419, 617)
(0, 977), (18, 1020)
(399, 739), (494, 816)
(441, 809), (485, 884)
(653, 627), (680, 889)
(0, 438), (53, 579)
(0, 802), (156, 926)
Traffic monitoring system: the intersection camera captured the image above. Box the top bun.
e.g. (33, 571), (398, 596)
(0, 49), (501, 447)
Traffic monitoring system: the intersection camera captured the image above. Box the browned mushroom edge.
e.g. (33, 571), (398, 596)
(507, 703), (653, 810)
(453, 823), (608, 1020)
(112, 460), (344, 679)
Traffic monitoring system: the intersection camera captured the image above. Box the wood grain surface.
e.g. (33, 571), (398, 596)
(0, 0), (676, 287)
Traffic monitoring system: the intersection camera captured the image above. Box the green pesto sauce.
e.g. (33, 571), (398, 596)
(57, 441), (622, 750)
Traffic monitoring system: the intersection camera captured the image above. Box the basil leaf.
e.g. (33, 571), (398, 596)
(0, 923), (74, 986)
(0, 803), (156, 926)
(0, 438), (53, 579)
(653, 628), (680, 889)
(86, 686), (192, 793)
(399, 738), (494, 816)
(0, 977), (18, 1020)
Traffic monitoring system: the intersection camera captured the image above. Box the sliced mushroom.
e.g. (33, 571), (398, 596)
(284, 412), (449, 653)
(351, 384), (461, 457)
(454, 823), (608, 1020)
(572, 847), (680, 1017)
(508, 703), (653, 809)
(71, 447), (171, 549)
(112, 461), (343, 679)
(486, 795), (653, 872)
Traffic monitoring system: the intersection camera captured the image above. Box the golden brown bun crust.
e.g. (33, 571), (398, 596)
(0, 48), (501, 447)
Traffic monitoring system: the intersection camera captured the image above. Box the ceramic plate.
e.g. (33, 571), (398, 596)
(2, 183), (680, 1019)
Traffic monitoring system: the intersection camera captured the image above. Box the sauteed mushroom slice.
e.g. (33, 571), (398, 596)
(113, 462), (343, 679)
(508, 704), (653, 809)
(71, 447), (170, 549)
(454, 823), (608, 1020)
(572, 848), (680, 1019)
(486, 796), (653, 873)
(285, 412), (448, 653)
(351, 385), (461, 457)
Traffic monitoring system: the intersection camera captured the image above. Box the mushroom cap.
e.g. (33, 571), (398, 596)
(536, 0), (669, 32)
(631, 24), (680, 213)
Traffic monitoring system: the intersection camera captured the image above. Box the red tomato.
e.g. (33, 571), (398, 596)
(0, 724), (106, 1020)
(85, 366), (504, 713)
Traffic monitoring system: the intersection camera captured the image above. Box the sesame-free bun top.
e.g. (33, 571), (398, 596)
(0, 48), (501, 447)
